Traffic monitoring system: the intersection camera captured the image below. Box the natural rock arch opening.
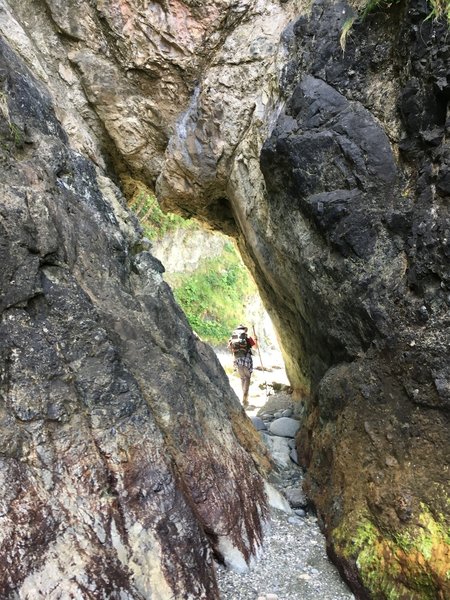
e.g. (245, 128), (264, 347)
(0, 0), (448, 598)
(152, 4), (450, 597)
(146, 221), (289, 405)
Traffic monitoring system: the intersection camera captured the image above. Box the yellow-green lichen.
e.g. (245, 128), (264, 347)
(331, 506), (450, 599)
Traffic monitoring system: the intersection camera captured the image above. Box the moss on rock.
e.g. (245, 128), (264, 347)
(331, 504), (450, 599)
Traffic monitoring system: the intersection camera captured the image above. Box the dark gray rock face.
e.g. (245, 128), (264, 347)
(261, 72), (399, 386)
(257, 1), (449, 598)
(0, 38), (270, 598)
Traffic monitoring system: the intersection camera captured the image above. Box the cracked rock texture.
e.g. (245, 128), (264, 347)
(1, 0), (449, 599)
(262, 2), (449, 598)
(0, 23), (272, 600)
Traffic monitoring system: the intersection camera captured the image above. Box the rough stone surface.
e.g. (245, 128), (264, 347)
(217, 510), (354, 600)
(260, 433), (292, 470)
(0, 0), (300, 229)
(284, 488), (308, 510)
(259, 3), (450, 599)
(251, 416), (268, 431)
(151, 226), (228, 274)
(162, 0), (450, 597)
(1, 0), (449, 599)
(0, 33), (271, 599)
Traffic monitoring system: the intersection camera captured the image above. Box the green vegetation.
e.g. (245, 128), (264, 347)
(0, 91), (24, 154)
(9, 122), (23, 147)
(356, 0), (449, 21)
(169, 243), (258, 345)
(124, 176), (258, 345)
(427, 0), (450, 21)
(340, 16), (357, 52)
(124, 177), (194, 241)
(332, 505), (450, 599)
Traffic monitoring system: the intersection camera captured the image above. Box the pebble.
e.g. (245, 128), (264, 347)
(261, 413), (273, 421)
(290, 448), (299, 464)
(251, 416), (267, 431)
(216, 509), (355, 600)
(218, 396), (355, 600)
(284, 487), (308, 509)
(288, 516), (303, 525)
(260, 433), (292, 469)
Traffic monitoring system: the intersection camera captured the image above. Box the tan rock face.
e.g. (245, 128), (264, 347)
(156, 0), (297, 224)
(0, 12), (275, 598)
(151, 226), (229, 273)
(1, 0), (297, 188)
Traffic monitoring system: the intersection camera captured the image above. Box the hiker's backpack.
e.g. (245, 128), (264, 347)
(229, 329), (250, 357)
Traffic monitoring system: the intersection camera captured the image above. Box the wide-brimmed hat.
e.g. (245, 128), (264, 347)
(236, 324), (248, 330)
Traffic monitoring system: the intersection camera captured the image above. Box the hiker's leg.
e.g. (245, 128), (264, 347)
(242, 373), (250, 401)
(237, 365), (251, 406)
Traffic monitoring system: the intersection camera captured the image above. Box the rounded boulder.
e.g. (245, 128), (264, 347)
(269, 417), (300, 438)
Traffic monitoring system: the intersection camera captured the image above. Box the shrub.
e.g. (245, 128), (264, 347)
(169, 243), (259, 345)
(123, 177), (259, 345)
(340, 0), (449, 51)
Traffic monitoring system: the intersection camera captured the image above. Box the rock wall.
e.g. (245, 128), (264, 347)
(0, 23), (272, 600)
(155, 0), (450, 597)
(1, 0), (449, 598)
(258, 3), (450, 598)
(151, 226), (228, 274)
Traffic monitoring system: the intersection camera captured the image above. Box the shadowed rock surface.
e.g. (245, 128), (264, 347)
(258, 3), (449, 598)
(0, 33), (271, 599)
(0, 0), (449, 598)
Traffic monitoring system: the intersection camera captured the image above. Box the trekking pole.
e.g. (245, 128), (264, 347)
(252, 324), (268, 397)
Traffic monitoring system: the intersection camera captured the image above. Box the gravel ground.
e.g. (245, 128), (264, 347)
(216, 348), (355, 600)
(216, 507), (355, 600)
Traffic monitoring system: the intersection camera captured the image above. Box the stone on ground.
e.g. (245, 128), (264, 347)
(269, 417), (300, 438)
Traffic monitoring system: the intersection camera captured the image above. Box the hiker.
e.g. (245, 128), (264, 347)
(228, 324), (258, 407)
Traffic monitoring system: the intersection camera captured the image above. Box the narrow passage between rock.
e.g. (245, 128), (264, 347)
(216, 352), (355, 600)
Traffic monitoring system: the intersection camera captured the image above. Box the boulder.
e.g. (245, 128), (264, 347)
(260, 433), (292, 469)
(269, 417), (300, 438)
(251, 417), (267, 431)
(284, 488), (308, 509)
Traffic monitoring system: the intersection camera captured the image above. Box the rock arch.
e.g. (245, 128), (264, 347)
(0, 0), (448, 598)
